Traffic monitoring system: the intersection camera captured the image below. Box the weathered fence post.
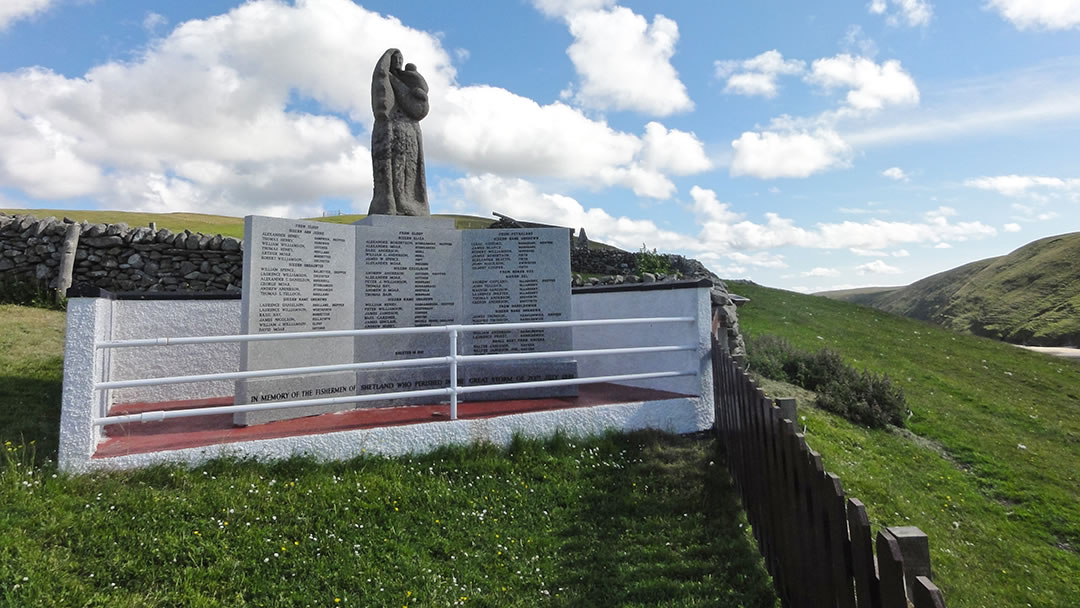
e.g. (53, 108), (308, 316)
(54, 221), (80, 301)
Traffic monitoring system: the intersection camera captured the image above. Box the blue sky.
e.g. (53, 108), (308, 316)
(1, 0), (1079, 291)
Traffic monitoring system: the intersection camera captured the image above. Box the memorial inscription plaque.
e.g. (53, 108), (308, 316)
(235, 216), (357, 425)
(236, 216), (578, 425)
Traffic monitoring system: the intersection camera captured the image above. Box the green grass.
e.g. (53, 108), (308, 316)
(2, 209), (496, 239)
(1, 209), (249, 239)
(0, 305), (776, 607)
(735, 281), (1080, 607)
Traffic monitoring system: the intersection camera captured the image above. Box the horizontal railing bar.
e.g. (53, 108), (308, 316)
(95, 356), (452, 390)
(96, 345), (698, 390)
(93, 387), (453, 426)
(92, 369), (696, 427)
(455, 370), (695, 394)
(456, 344), (696, 363)
(95, 317), (695, 349)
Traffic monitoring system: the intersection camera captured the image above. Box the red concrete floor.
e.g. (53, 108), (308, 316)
(95, 383), (692, 459)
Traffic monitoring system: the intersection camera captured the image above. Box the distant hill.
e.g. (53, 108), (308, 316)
(820, 232), (1080, 346)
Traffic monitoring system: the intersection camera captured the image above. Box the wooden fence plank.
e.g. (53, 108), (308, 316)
(912, 576), (946, 608)
(847, 498), (877, 608)
(824, 473), (857, 608)
(876, 530), (907, 608)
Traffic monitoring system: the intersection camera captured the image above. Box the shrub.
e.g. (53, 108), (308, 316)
(0, 278), (65, 310)
(636, 244), (672, 276)
(745, 332), (907, 429)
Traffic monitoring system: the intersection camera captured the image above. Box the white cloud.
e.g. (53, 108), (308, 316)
(986, 0), (1080, 30)
(802, 267), (841, 277)
(841, 25), (879, 58)
(640, 122), (711, 174)
(807, 54), (920, 111)
(453, 178), (997, 278)
(727, 251), (788, 269)
(869, 0), (934, 26)
(934, 242), (952, 248)
(892, 249), (911, 257)
(965, 174), (1080, 197)
(856, 259), (903, 275)
(531, 0), (614, 18)
(924, 206), (958, 220)
(0, 0), (712, 215)
(1004, 222), (1022, 232)
(0, 0), (53, 31)
(715, 50), (805, 98)
(143, 11), (167, 34)
(730, 128), (852, 179)
(882, 166), (909, 181)
(563, 7), (693, 115)
(452, 173), (687, 251)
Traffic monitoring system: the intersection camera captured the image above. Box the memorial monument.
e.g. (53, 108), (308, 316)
(368, 48), (430, 217)
(233, 49), (576, 425)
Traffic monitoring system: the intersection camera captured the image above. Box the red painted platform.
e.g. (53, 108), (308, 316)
(95, 383), (692, 459)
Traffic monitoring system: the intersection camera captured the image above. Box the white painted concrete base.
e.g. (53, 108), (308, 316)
(72, 396), (711, 474)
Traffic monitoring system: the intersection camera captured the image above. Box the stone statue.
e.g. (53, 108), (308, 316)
(368, 48), (430, 216)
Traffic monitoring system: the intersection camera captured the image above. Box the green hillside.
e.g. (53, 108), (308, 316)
(0, 209), (496, 237)
(736, 281), (1080, 606)
(822, 232), (1080, 346)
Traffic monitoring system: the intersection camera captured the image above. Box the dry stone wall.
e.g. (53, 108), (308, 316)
(0, 212), (243, 293)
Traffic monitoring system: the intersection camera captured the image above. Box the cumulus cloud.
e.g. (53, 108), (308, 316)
(452, 174), (688, 251)
(562, 7), (693, 115)
(856, 259), (903, 275)
(868, 0), (934, 26)
(1004, 222), (1022, 232)
(730, 128), (852, 179)
(0, 0), (54, 31)
(882, 166), (909, 181)
(986, 0), (1080, 30)
(451, 178), (997, 278)
(715, 50), (805, 98)
(0, 0), (713, 215)
(807, 54), (920, 111)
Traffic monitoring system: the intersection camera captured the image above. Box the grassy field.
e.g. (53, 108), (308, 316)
(1, 209), (496, 239)
(735, 281), (1080, 607)
(0, 305), (776, 607)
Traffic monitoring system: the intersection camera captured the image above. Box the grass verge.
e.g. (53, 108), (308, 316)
(735, 281), (1080, 608)
(0, 305), (776, 607)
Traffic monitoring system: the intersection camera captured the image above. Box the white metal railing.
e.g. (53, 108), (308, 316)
(92, 316), (698, 427)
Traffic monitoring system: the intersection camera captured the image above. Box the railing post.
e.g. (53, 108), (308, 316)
(449, 327), (459, 420)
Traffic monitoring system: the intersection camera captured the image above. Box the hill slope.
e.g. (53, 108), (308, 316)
(823, 232), (1080, 346)
(735, 281), (1080, 607)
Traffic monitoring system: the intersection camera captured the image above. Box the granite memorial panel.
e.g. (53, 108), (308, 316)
(235, 216), (357, 425)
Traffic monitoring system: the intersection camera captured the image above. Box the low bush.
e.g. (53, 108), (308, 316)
(746, 333), (907, 428)
(635, 244), (672, 276)
(0, 278), (65, 310)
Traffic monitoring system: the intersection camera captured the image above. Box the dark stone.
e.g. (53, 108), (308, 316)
(178, 261), (197, 275)
(185, 234), (201, 250)
(221, 237), (240, 252)
(208, 234), (223, 250)
(82, 235), (124, 248)
(84, 223), (106, 237)
(104, 222), (127, 236)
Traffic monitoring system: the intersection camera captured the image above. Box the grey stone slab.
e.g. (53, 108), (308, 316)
(460, 228), (577, 397)
(354, 224), (461, 363)
(236, 216), (357, 425)
(354, 215), (454, 230)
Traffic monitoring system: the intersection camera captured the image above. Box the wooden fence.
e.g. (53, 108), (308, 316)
(712, 339), (948, 608)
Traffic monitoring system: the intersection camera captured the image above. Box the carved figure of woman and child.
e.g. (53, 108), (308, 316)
(368, 48), (430, 216)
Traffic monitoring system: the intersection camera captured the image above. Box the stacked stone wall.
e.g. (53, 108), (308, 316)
(0, 212), (243, 293)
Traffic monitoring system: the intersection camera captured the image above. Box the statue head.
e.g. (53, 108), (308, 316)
(390, 50), (404, 71)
